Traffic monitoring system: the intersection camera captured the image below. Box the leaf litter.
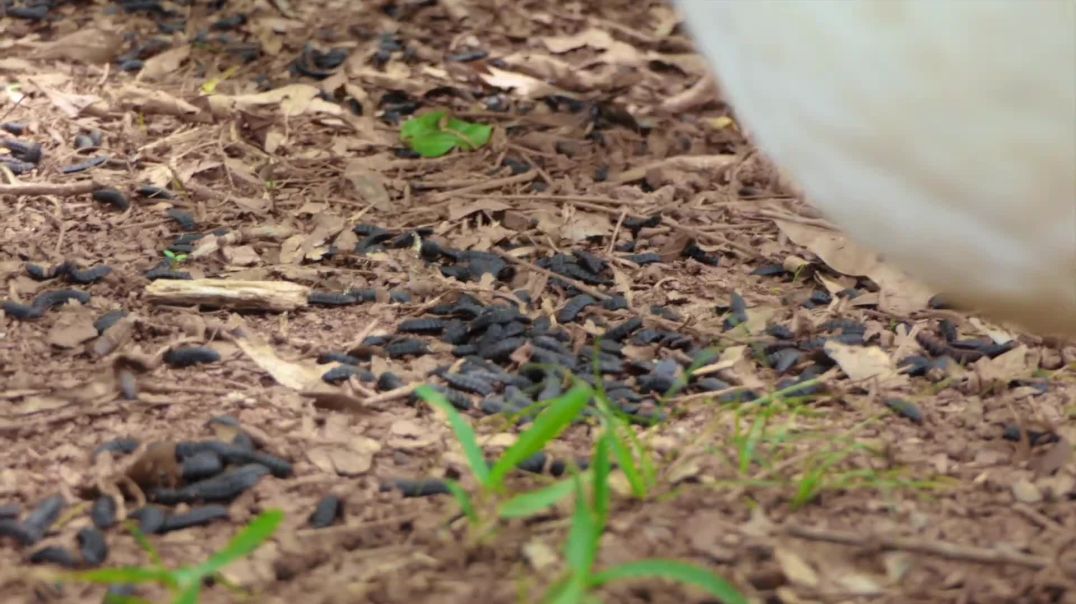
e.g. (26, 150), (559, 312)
(0, 1), (1073, 603)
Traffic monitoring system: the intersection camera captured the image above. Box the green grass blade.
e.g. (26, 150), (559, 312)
(443, 479), (478, 523)
(499, 476), (579, 519)
(563, 473), (600, 578)
(102, 596), (152, 604)
(64, 567), (175, 587)
(174, 582), (202, 604)
(591, 433), (611, 528)
(126, 522), (162, 567)
(605, 420), (646, 499)
(489, 382), (592, 488)
(416, 385), (491, 487)
(198, 508), (283, 575)
(545, 574), (588, 604)
(591, 560), (746, 604)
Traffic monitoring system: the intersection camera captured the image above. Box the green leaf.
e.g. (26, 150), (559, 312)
(443, 479), (478, 524)
(416, 385), (491, 487)
(563, 472), (600, 578)
(409, 132), (464, 158)
(591, 560), (747, 604)
(400, 110), (492, 158)
(194, 509), (283, 577)
(489, 382), (592, 488)
(498, 476), (579, 519)
(445, 117), (493, 150)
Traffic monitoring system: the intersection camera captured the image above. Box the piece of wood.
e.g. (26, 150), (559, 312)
(145, 279), (310, 311)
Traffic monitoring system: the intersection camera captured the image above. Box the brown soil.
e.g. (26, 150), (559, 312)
(1, 1), (1073, 603)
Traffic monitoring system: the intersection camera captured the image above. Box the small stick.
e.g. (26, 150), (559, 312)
(0, 179), (103, 197)
(432, 170), (536, 200)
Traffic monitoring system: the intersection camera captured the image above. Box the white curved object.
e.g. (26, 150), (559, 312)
(676, 0), (1076, 336)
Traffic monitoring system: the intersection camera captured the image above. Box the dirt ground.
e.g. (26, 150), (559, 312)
(1, 1), (1074, 603)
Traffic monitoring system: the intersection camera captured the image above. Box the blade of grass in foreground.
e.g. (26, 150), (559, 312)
(498, 475), (579, 519)
(489, 382), (592, 488)
(416, 385), (492, 487)
(591, 559), (747, 604)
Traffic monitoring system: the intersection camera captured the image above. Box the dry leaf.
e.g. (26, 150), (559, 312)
(775, 219), (935, 315)
(33, 28), (123, 64)
(823, 340), (899, 383)
(141, 45), (190, 80)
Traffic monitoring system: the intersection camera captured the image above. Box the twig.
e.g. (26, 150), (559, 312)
(456, 192), (639, 206)
(431, 170), (536, 200)
(0, 179), (102, 197)
(783, 524), (1052, 569)
(362, 383), (418, 405)
(491, 249), (610, 300)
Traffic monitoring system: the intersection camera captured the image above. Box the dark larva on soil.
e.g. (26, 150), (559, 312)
(751, 264), (789, 277)
(22, 495), (65, 544)
(180, 450), (225, 481)
(93, 437), (140, 458)
(0, 504), (19, 520)
(67, 265), (112, 284)
(0, 155), (35, 174)
(602, 294), (629, 311)
(90, 496), (117, 530)
(308, 495), (343, 529)
(769, 348), (803, 374)
(77, 527), (109, 566)
(136, 184), (174, 200)
(397, 318), (447, 335)
(159, 505), (230, 532)
(0, 122), (26, 135)
(91, 187), (129, 210)
(175, 441), (293, 478)
(166, 208), (198, 231)
(0, 138), (41, 163)
(317, 352), (362, 365)
(694, 377), (732, 392)
(153, 463), (270, 504)
(1002, 424), (1058, 447)
(0, 521), (36, 545)
(129, 506), (167, 535)
(144, 261), (191, 281)
(308, 291), (360, 306)
(440, 320), (469, 344)
(603, 316), (643, 341)
(34, 289), (91, 311)
(385, 338), (428, 358)
(322, 364), (359, 384)
(164, 346), (221, 368)
(479, 336), (527, 362)
(2, 301), (43, 320)
(28, 546), (78, 567)
(24, 262), (64, 280)
(387, 478), (450, 497)
(469, 306), (526, 332)
(440, 372), (494, 396)
(884, 398), (924, 424)
(624, 252), (662, 265)
(390, 290), (412, 303)
(683, 241), (721, 266)
(377, 372), (404, 391)
(452, 344), (478, 357)
(60, 153), (107, 173)
(557, 294), (597, 323)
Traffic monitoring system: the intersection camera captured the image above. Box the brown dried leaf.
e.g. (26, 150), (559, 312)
(141, 45), (190, 80)
(32, 28), (123, 64)
(775, 219), (934, 316)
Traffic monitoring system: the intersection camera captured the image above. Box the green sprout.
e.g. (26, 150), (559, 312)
(400, 110), (492, 158)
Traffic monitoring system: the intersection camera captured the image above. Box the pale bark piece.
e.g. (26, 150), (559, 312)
(145, 279), (310, 311)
